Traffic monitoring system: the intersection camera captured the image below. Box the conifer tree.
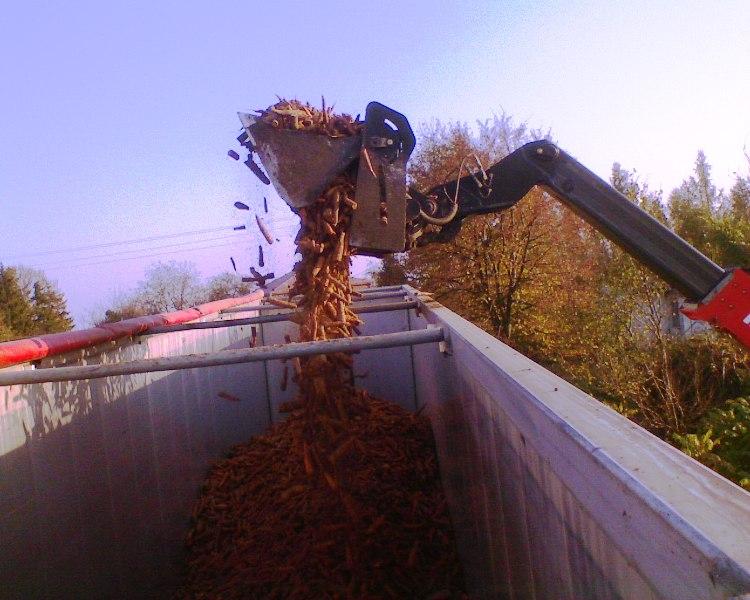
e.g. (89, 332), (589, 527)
(0, 312), (15, 342)
(0, 265), (35, 337)
(31, 280), (74, 334)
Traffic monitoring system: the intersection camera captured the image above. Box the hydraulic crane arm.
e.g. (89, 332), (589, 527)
(412, 140), (750, 348)
(417, 140), (725, 301)
(237, 101), (750, 349)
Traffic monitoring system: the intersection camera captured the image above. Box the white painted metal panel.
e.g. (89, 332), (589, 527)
(354, 307), (416, 411)
(1, 285), (749, 600)
(408, 286), (750, 600)
(262, 309), (303, 421)
(0, 310), (271, 599)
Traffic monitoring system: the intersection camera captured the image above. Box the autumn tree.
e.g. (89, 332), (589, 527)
(135, 260), (204, 313)
(375, 254), (408, 287)
(376, 113), (750, 488)
(536, 166), (668, 410)
(205, 272), (253, 301)
(395, 115), (604, 357)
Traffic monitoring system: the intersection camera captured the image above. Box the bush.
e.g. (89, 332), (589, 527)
(673, 397), (750, 490)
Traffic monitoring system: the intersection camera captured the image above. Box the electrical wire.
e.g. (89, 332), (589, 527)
(37, 240), (248, 272)
(35, 233), (247, 268)
(5, 225), (239, 260)
(9, 218), (296, 266)
(10, 196), (300, 272)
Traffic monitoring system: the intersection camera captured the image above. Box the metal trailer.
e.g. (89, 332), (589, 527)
(0, 283), (749, 599)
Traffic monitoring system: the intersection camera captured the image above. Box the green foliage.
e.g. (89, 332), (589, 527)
(603, 156), (750, 483)
(670, 150), (724, 210)
(603, 400), (640, 420)
(0, 312), (15, 342)
(0, 265), (35, 338)
(673, 397), (750, 490)
(31, 280), (74, 334)
(0, 264), (73, 340)
(729, 176), (750, 220)
(560, 163), (750, 438)
(375, 254), (408, 287)
(611, 163), (667, 222)
(668, 153), (750, 267)
(673, 429), (718, 459)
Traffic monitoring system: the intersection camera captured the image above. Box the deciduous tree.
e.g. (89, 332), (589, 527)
(669, 151), (750, 267)
(205, 272), (253, 301)
(398, 115), (603, 350)
(135, 260), (203, 313)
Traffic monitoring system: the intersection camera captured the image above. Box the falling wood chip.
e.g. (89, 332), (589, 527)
(265, 297), (297, 309)
(255, 214), (274, 244)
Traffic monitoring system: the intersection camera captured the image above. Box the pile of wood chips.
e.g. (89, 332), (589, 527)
(255, 97), (362, 137)
(175, 100), (466, 599)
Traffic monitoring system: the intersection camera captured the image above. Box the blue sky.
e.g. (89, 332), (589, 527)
(1, 0), (749, 325)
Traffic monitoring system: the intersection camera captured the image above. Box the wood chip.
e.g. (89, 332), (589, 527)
(177, 98), (466, 600)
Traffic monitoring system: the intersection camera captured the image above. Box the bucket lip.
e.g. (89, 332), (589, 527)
(237, 113), (362, 210)
(237, 111), (258, 130)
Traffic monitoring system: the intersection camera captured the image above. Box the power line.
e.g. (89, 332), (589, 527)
(5, 225), (238, 259)
(35, 233), (247, 268)
(36, 219), (301, 270)
(38, 239), (249, 272)
(7, 217), (298, 262)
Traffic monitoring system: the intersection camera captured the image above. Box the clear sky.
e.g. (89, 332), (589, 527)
(1, 0), (748, 326)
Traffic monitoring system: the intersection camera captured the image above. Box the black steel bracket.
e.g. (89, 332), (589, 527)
(351, 102), (417, 256)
